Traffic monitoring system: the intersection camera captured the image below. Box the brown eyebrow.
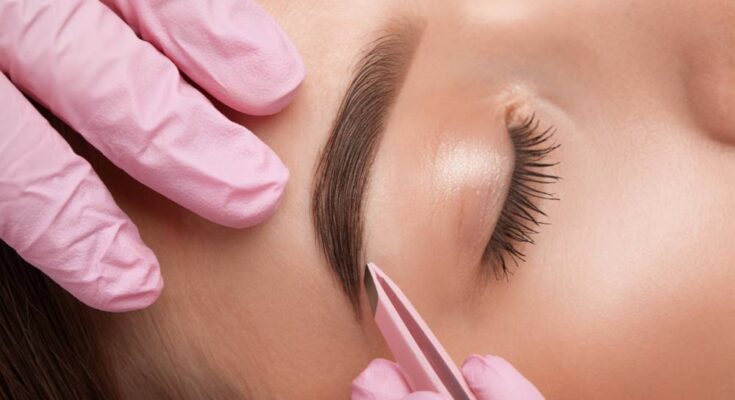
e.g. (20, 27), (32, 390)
(311, 20), (423, 316)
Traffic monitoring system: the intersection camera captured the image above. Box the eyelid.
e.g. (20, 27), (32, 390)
(433, 137), (512, 259)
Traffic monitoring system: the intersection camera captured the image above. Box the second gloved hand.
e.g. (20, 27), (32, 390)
(0, 0), (304, 312)
(351, 355), (544, 400)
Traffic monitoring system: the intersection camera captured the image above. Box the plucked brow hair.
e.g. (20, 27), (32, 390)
(312, 21), (423, 315)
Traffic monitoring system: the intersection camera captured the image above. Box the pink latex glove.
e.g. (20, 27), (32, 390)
(352, 355), (545, 400)
(0, 0), (304, 311)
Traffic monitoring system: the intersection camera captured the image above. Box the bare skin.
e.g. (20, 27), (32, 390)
(96, 1), (735, 398)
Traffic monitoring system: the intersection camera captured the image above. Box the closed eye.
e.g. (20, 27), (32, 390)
(483, 114), (561, 279)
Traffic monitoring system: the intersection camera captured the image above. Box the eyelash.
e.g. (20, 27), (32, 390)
(483, 114), (560, 279)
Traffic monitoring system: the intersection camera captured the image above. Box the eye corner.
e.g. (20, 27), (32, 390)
(497, 84), (540, 126)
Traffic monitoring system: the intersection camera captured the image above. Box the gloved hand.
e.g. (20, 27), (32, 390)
(352, 355), (544, 400)
(0, 0), (304, 311)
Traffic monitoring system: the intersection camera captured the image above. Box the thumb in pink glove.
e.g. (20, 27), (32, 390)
(351, 355), (544, 400)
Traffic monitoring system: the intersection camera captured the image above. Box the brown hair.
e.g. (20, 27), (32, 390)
(0, 242), (118, 399)
(311, 20), (423, 315)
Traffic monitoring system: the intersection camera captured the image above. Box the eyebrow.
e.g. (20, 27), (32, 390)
(312, 20), (423, 315)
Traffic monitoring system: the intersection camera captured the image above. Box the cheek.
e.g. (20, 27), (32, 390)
(461, 116), (735, 398)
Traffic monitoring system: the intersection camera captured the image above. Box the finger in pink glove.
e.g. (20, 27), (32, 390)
(0, 74), (162, 312)
(461, 355), (545, 400)
(351, 359), (451, 400)
(0, 0), (303, 229)
(351, 355), (544, 400)
(0, 0), (304, 311)
(102, 0), (304, 115)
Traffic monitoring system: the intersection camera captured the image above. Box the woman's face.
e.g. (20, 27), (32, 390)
(105, 0), (735, 398)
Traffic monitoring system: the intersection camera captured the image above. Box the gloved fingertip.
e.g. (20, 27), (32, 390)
(235, 48), (305, 116)
(351, 358), (412, 400)
(216, 156), (289, 229)
(82, 229), (164, 313)
(462, 354), (497, 377)
(96, 265), (163, 313)
(138, 0), (307, 116)
(461, 354), (545, 400)
(219, 0), (306, 116)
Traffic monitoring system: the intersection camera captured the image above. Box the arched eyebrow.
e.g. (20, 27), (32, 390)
(312, 19), (424, 316)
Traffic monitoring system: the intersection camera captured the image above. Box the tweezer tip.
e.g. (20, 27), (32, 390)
(364, 263), (378, 316)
